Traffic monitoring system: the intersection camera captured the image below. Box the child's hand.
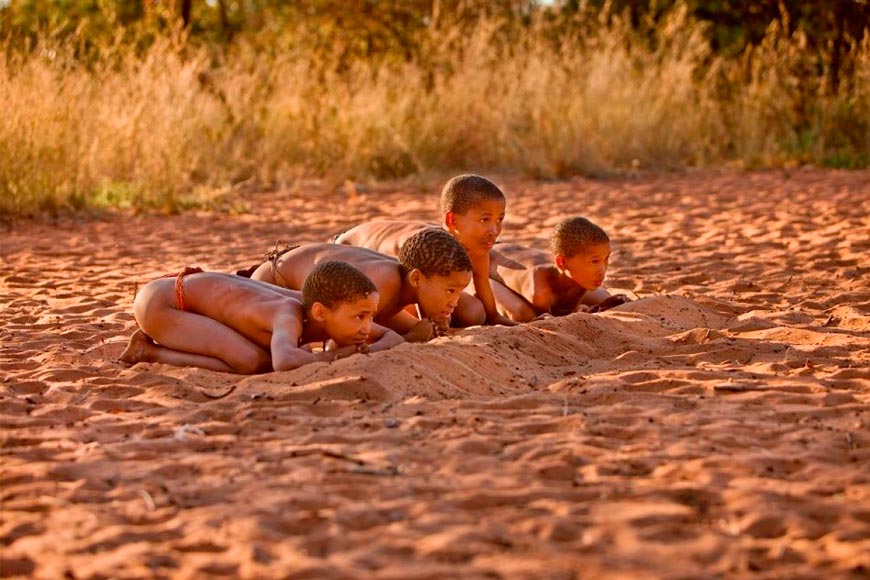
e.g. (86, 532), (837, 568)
(587, 294), (632, 313)
(330, 344), (366, 360)
(489, 313), (520, 326)
(403, 319), (436, 342)
(433, 318), (452, 337)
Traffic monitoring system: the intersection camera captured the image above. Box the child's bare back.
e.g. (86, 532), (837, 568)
(248, 230), (475, 338)
(253, 244), (398, 290)
(124, 271), (306, 373)
(250, 243), (406, 319)
(334, 220), (436, 257)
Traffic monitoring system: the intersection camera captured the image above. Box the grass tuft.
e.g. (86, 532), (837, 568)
(1, 6), (867, 217)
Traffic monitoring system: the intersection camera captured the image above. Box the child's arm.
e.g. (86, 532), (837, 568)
(579, 288), (612, 308)
(384, 309), (425, 334)
(365, 323), (404, 352)
(471, 253), (518, 326)
(491, 279), (537, 323)
(271, 340), (336, 371)
(321, 324), (403, 360)
(270, 318), (335, 371)
(383, 309), (444, 342)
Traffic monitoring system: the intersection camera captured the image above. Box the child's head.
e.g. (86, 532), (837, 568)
(398, 229), (473, 323)
(302, 260), (380, 347)
(549, 217), (611, 291)
(440, 174), (506, 255)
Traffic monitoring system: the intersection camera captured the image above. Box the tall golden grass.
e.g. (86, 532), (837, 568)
(1, 7), (867, 216)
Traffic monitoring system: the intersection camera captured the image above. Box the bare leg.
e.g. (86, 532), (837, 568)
(120, 329), (240, 373)
(491, 280), (536, 322)
(132, 279), (272, 374)
(451, 292), (486, 327)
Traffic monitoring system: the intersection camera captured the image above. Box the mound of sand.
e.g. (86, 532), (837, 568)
(1, 169), (868, 579)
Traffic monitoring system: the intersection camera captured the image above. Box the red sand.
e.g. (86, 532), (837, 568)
(1, 169), (869, 579)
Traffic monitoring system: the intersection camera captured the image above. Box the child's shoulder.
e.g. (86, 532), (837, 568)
(492, 243), (552, 268)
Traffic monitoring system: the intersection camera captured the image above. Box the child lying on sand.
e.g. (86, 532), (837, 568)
(491, 216), (630, 322)
(243, 229), (472, 342)
(120, 261), (402, 374)
(334, 174), (516, 327)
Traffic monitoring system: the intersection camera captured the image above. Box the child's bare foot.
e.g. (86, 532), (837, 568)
(119, 330), (157, 364)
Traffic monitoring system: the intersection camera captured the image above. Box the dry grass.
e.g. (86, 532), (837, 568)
(1, 9), (867, 217)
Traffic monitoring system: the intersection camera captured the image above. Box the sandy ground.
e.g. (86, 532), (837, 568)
(1, 169), (869, 580)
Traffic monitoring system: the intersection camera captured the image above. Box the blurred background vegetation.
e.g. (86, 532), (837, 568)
(1, 0), (868, 216)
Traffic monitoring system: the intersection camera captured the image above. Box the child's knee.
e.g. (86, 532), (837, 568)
(511, 302), (537, 323)
(452, 295), (486, 327)
(131, 280), (164, 328)
(228, 349), (271, 374)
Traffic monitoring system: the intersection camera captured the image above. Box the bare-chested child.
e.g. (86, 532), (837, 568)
(246, 229), (473, 341)
(490, 216), (628, 322)
(333, 174), (515, 326)
(119, 262), (403, 374)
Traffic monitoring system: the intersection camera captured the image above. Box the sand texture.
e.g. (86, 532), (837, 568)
(2, 169), (869, 579)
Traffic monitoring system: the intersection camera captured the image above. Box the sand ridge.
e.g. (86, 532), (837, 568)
(1, 169), (869, 579)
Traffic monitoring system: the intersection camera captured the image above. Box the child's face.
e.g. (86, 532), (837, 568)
(446, 199), (506, 256)
(560, 243), (611, 290)
(320, 293), (380, 347)
(414, 270), (473, 324)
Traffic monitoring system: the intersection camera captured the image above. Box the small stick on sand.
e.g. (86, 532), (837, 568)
(289, 448), (367, 466)
(198, 385), (237, 400)
(138, 489), (156, 511)
(348, 465), (400, 476)
(714, 383), (760, 393)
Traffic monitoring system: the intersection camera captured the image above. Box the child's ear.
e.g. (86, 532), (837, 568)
(555, 255), (566, 271)
(444, 211), (456, 231)
(407, 268), (423, 288)
(309, 302), (329, 322)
